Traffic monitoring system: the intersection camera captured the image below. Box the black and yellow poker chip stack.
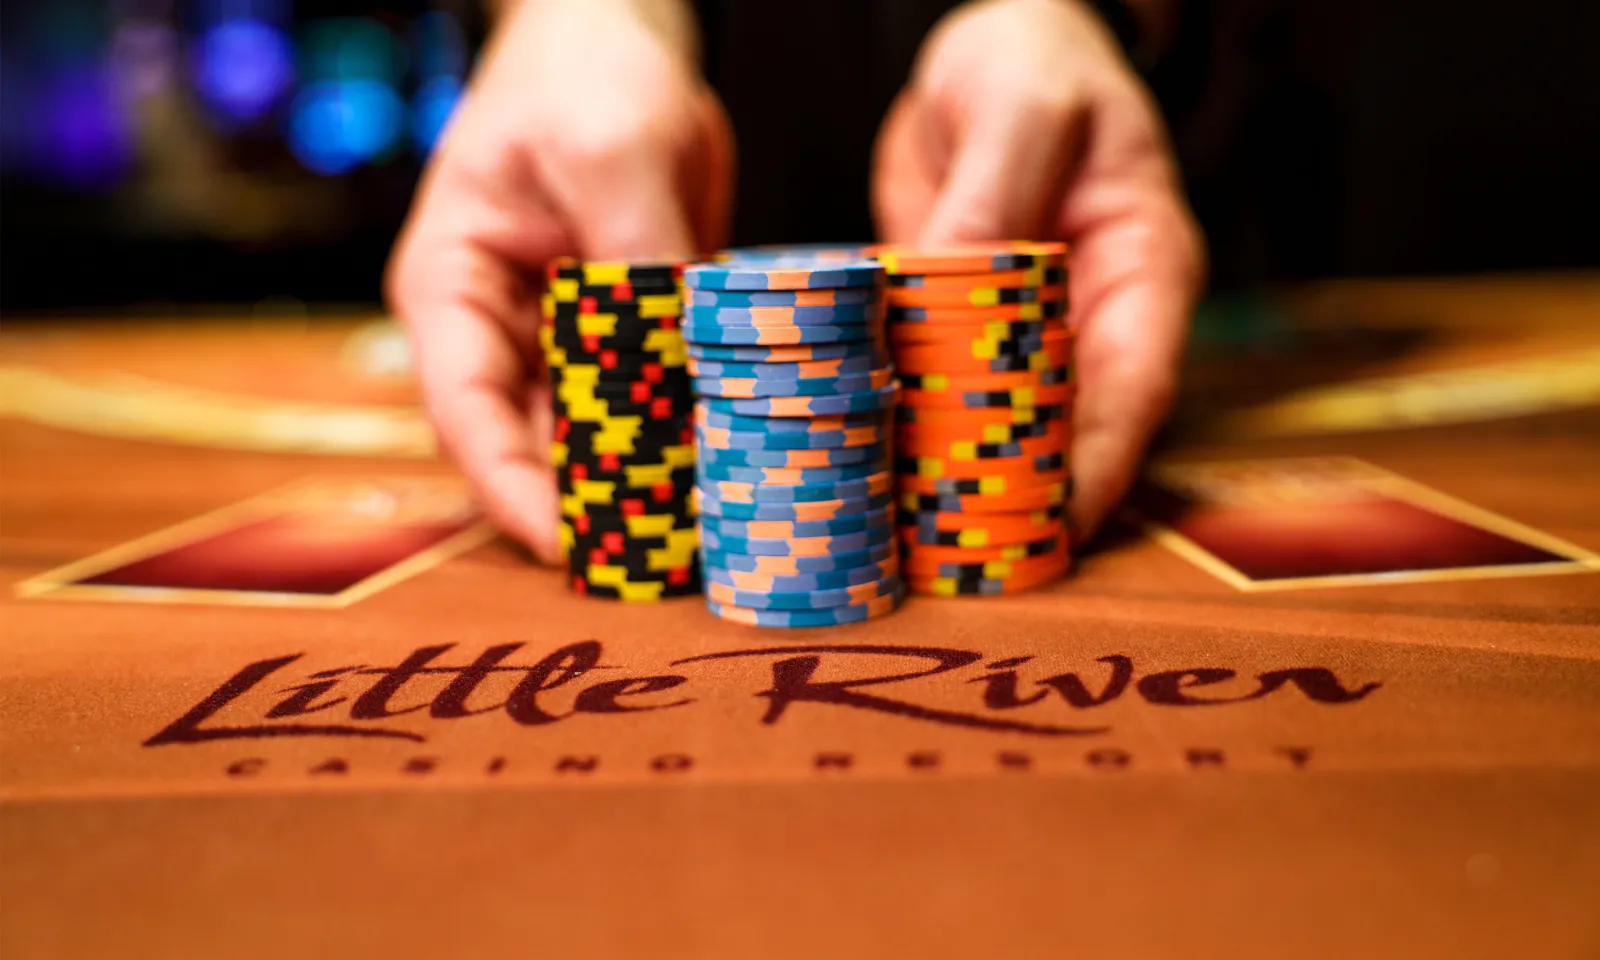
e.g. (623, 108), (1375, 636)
(540, 258), (699, 601)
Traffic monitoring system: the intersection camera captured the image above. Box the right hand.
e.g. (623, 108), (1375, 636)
(387, 0), (734, 562)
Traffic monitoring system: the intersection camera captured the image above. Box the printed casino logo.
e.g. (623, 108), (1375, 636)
(144, 642), (1382, 782)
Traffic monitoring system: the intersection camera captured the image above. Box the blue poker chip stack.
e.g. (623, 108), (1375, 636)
(683, 253), (905, 628)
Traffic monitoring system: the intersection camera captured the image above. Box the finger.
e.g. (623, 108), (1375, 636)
(917, 96), (1079, 246)
(1066, 206), (1204, 544)
(415, 293), (564, 564)
(388, 194), (566, 563)
(685, 89), (738, 255)
(871, 89), (944, 243)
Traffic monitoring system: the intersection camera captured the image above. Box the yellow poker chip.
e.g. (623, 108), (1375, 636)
(558, 493), (699, 523)
(553, 441), (694, 472)
(542, 289), (683, 319)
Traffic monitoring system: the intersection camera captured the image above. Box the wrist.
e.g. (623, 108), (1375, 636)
(491, 0), (702, 68)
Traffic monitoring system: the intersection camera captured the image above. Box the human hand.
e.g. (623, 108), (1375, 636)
(873, 0), (1205, 544)
(387, 0), (733, 561)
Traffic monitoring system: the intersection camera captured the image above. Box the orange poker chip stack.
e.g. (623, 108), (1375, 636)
(875, 241), (1076, 596)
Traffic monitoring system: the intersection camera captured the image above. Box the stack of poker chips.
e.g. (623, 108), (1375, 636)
(878, 242), (1076, 596)
(540, 258), (700, 601)
(683, 256), (905, 628)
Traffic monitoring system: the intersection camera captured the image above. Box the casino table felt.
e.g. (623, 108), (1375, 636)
(3, 277), (1600, 959)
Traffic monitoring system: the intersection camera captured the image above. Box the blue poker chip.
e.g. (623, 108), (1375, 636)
(700, 539), (895, 574)
(696, 457), (887, 485)
(685, 260), (884, 291)
(701, 557), (899, 593)
(700, 523), (894, 557)
(696, 382), (899, 417)
(687, 340), (887, 363)
(698, 504), (894, 540)
(686, 286), (879, 308)
(698, 443), (887, 469)
(688, 355), (881, 380)
(705, 573), (902, 610)
(682, 321), (878, 346)
(695, 425), (882, 452)
(697, 407), (882, 432)
(694, 490), (893, 521)
(704, 585), (905, 628)
(692, 372), (890, 399)
(684, 303), (882, 327)
(696, 472), (892, 503)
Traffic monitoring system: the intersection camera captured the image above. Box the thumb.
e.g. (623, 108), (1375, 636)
(871, 89), (943, 244)
(917, 100), (1078, 246)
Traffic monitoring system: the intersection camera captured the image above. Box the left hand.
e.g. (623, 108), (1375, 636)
(873, 0), (1206, 544)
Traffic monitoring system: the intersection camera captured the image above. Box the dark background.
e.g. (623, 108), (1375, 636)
(3, 0), (1597, 314)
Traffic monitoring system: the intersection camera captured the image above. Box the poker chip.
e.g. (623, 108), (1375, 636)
(684, 259), (885, 291)
(880, 241), (1076, 596)
(871, 241), (1069, 275)
(887, 265), (1067, 290)
(705, 573), (901, 610)
(692, 368), (896, 399)
(544, 242), (1077, 613)
(684, 302), (883, 327)
(693, 489), (895, 521)
(546, 259), (699, 601)
(686, 286), (880, 308)
(696, 381), (899, 417)
(681, 320), (880, 346)
(687, 340), (888, 363)
(888, 284), (1069, 310)
(704, 586), (904, 628)
(697, 442), (888, 468)
(686, 253), (903, 626)
(699, 504), (895, 541)
(701, 539), (896, 575)
(696, 457), (888, 486)
(702, 555), (899, 592)
(687, 355), (881, 380)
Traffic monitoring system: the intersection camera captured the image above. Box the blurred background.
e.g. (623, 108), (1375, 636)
(2, 0), (1597, 315)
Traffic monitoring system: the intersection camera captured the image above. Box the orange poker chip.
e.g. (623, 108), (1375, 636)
(900, 381), (1077, 410)
(888, 265), (1066, 292)
(900, 402), (1071, 427)
(897, 481), (1069, 515)
(888, 300), (1070, 323)
(901, 542), (1070, 580)
(901, 366), (1072, 392)
(897, 427), (1069, 461)
(899, 451), (1068, 483)
(888, 318), (1071, 346)
(888, 284), (1070, 310)
(905, 552), (1070, 597)
(893, 339), (1073, 375)
(899, 532), (1067, 566)
(896, 467), (1071, 497)
(899, 508), (1066, 549)
(873, 241), (1069, 275)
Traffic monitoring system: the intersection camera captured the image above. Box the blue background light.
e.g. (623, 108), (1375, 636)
(193, 18), (294, 123)
(288, 78), (404, 176)
(410, 75), (461, 154)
